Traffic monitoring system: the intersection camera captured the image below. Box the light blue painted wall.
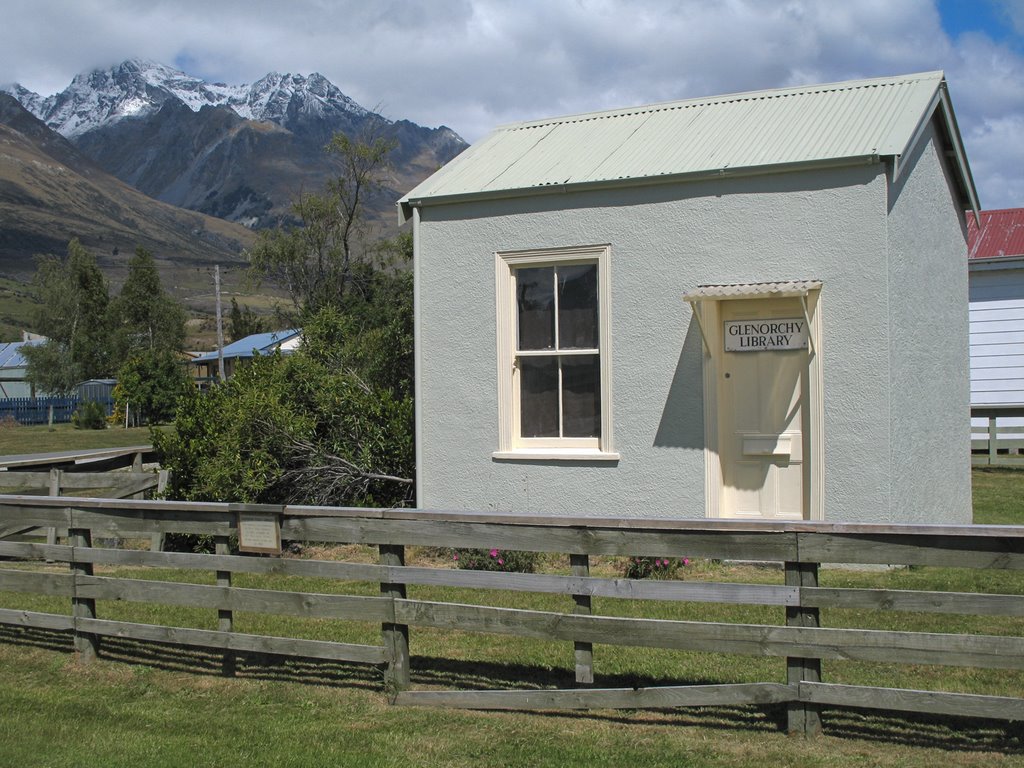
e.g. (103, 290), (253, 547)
(415, 131), (970, 524)
(885, 122), (972, 524)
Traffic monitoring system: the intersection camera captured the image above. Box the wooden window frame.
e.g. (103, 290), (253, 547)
(493, 245), (617, 461)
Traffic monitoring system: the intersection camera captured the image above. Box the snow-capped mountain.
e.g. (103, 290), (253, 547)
(225, 71), (369, 126)
(5, 58), (375, 138)
(2, 59), (466, 229)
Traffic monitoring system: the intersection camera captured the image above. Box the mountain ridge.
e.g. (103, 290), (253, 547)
(3, 59), (466, 229)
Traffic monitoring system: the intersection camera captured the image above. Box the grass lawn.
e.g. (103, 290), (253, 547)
(0, 423), (162, 456)
(0, 469), (1022, 766)
(972, 467), (1024, 524)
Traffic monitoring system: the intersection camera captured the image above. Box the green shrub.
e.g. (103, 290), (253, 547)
(71, 400), (107, 430)
(452, 548), (540, 573)
(621, 556), (689, 579)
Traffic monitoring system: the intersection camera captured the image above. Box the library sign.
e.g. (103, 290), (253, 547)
(724, 318), (808, 352)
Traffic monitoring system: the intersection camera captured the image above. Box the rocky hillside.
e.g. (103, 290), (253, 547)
(0, 93), (253, 305)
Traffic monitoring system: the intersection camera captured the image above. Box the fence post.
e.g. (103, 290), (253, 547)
(570, 553), (594, 686)
(215, 535), (235, 676)
(988, 414), (998, 466)
(150, 471), (169, 552)
(379, 544), (410, 697)
(70, 523), (98, 662)
(785, 560), (821, 736)
(46, 469), (61, 554)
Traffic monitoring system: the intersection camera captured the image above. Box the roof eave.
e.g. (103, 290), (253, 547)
(893, 81), (980, 220)
(399, 154), (883, 218)
(969, 254), (1024, 269)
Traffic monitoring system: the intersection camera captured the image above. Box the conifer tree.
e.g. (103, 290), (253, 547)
(23, 239), (111, 394)
(109, 246), (186, 358)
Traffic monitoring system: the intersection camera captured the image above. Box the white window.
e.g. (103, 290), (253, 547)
(494, 245), (616, 460)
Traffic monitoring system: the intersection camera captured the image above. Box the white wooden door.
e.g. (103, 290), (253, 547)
(717, 299), (807, 519)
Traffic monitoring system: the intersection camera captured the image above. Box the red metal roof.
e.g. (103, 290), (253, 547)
(968, 208), (1024, 260)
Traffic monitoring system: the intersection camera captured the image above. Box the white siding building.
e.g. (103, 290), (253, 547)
(968, 208), (1024, 450)
(400, 72), (979, 525)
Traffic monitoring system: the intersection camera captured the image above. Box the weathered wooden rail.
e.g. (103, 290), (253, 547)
(0, 447), (165, 545)
(1, 495), (1023, 737)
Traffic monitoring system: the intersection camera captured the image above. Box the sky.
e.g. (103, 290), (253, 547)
(0, 0), (1022, 209)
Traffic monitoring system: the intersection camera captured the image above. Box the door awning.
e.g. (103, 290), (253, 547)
(684, 280), (822, 355)
(682, 279), (822, 302)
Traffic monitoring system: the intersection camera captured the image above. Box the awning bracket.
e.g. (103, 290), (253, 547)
(687, 300), (712, 356)
(799, 293), (815, 356)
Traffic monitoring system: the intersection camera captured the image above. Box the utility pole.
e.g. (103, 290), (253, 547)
(214, 265), (226, 382)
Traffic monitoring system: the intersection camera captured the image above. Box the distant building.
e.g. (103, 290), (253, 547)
(400, 71), (978, 525)
(968, 208), (1024, 449)
(968, 208), (1024, 408)
(0, 338), (45, 398)
(191, 329), (302, 383)
(76, 379), (117, 414)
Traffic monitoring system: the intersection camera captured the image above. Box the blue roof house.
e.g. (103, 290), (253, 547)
(192, 329), (302, 383)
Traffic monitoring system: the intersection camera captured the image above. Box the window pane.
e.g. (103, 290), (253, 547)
(520, 356), (559, 437)
(561, 355), (601, 438)
(557, 264), (598, 349)
(517, 267), (554, 350)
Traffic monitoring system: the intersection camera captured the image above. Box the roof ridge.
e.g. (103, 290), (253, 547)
(397, 70), (977, 219)
(501, 71), (945, 132)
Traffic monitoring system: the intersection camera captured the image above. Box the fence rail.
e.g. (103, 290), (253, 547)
(972, 405), (1024, 466)
(1, 495), (1023, 736)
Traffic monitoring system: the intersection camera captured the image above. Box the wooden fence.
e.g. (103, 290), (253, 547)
(1, 495), (1023, 737)
(0, 448), (166, 546)
(0, 397), (80, 425)
(972, 405), (1024, 466)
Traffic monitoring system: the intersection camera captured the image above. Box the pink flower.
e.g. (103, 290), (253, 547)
(490, 548), (499, 557)
(453, 554), (459, 561)
(498, 559), (504, 565)
(682, 558), (690, 566)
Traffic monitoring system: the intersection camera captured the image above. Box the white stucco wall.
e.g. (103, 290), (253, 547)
(885, 121), (972, 524)
(414, 153), (968, 524)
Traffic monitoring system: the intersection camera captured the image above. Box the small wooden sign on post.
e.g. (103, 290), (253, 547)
(234, 505), (282, 555)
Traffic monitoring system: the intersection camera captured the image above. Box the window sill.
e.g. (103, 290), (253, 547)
(491, 449), (621, 462)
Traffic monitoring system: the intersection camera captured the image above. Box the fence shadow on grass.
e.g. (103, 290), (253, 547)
(0, 625), (381, 690)
(819, 709), (1024, 755)
(408, 653), (747, 693)
(3, 625), (1022, 753)
(536, 706), (1024, 754)
(98, 635), (383, 691)
(0, 624), (73, 654)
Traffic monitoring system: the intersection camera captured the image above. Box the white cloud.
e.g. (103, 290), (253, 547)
(0, 0), (1020, 207)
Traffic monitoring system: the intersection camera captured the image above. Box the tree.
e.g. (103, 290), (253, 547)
(23, 239), (112, 394)
(21, 340), (77, 396)
(115, 350), (193, 426)
(109, 246), (186, 359)
(154, 304), (414, 506)
(228, 298), (265, 342)
(248, 122), (397, 316)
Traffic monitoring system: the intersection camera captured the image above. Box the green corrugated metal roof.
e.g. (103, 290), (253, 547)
(399, 71), (978, 218)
